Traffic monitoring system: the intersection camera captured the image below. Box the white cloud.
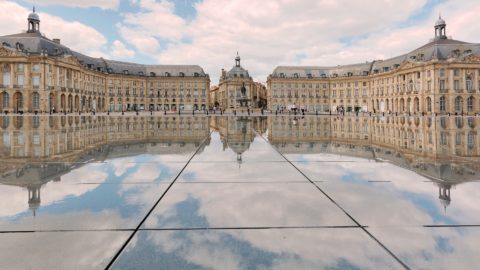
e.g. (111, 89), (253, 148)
(0, 1), (109, 58)
(116, 0), (480, 84)
(25, 0), (119, 10)
(110, 40), (135, 58)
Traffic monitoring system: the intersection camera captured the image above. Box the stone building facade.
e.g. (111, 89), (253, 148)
(213, 54), (267, 110)
(268, 18), (480, 115)
(0, 10), (210, 113)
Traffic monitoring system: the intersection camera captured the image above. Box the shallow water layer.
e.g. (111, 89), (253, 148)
(0, 115), (479, 270)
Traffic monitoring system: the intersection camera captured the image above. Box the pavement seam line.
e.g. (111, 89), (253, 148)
(104, 132), (212, 270)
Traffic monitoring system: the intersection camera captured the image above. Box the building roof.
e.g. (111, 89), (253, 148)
(270, 19), (480, 79)
(0, 25), (208, 78)
(226, 65), (250, 79)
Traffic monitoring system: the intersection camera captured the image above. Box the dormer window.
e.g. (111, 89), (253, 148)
(307, 73), (312, 78)
(165, 72), (170, 77)
(293, 73), (299, 78)
(383, 67), (389, 72)
(373, 69), (379, 74)
(107, 68), (113, 73)
(150, 72), (156, 77)
(321, 73), (326, 78)
(347, 72), (353, 77)
(179, 72), (185, 77)
(362, 71), (369, 76)
(194, 72), (199, 77)
(123, 70), (129, 75)
(138, 71), (144, 76)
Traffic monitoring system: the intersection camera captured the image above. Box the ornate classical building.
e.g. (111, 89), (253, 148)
(268, 18), (480, 115)
(0, 10), (210, 113)
(212, 54), (267, 110)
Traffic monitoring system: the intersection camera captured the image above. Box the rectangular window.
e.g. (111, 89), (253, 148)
(33, 75), (40, 86)
(3, 71), (10, 86)
(32, 64), (40, 73)
(33, 134), (41, 145)
(439, 68), (445, 77)
(439, 80), (445, 92)
(440, 132), (448, 146)
(17, 64), (24, 72)
(454, 80), (460, 91)
(17, 74), (24, 86)
(455, 133), (462, 145)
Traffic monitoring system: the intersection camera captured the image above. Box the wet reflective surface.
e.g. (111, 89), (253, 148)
(0, 115), (479, 269)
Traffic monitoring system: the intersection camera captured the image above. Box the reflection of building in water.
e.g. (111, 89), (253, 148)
(0, 115), (211, 213)
(210, 116), (267, 163)
(268, 115), (480, 210)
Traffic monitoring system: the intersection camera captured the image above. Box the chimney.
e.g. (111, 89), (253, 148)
(53, 39), (61, 44)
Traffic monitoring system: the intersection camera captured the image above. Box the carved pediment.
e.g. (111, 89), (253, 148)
(0, 47), (25, 57)
(462, 54), (480, 63)
(62, 55), (83, 67)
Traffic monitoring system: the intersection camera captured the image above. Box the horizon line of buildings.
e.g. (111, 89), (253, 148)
(1, 10), (480, 114)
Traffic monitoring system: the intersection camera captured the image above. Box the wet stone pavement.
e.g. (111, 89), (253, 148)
(0, 115), (479, 269)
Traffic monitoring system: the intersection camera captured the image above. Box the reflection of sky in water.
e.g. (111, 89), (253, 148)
(1, 116), (479, 269)
(0, 154), (184, 229)
(114, 229), (394, 270)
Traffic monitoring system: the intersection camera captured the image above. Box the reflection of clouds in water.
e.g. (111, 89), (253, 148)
(0, 186), (27, 216)
(179, 162), (305, 182)
(0, 229), (128, 270)
(368, 227), (480, 269)
(0, 163), (108, 219)
(145, 183), (354, 229)
(121, 163), (162, 184)
(109, 157), (137, 177)
(117, 228), (400, 269)
(295, 158), (480, 225)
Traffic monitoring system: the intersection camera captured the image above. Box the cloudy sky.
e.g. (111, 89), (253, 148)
(1, 0), (480, 84)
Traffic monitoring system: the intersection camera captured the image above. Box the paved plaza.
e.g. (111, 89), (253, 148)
(0, 115), (479, 269)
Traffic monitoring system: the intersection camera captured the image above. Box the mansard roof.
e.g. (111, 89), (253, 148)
(0, 31), (208, 78)
(271, 38), (480, 79)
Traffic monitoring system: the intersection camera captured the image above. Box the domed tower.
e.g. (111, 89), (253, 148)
(438, 183), (451, 213)
(434, 15), (446, 40)
(27, 6), (40, 34)
(235, 52), (241, 67)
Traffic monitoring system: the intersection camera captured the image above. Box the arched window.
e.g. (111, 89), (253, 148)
(467, 96), (474, 112)
(32, 92), (40, 110)
(2, 64), (10, 86)
(455, 96), (462, 111)
(439, 96), (446, 112)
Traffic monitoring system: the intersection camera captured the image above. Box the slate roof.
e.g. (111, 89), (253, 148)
(271, 38), (480, 79)
(0, 31), (208, 78)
